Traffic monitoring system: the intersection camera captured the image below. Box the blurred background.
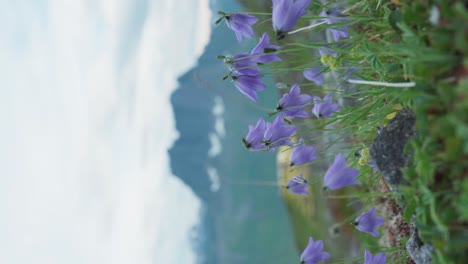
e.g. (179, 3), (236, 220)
(0, 0), (300, 263)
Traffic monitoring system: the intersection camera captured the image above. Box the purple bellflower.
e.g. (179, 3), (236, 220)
(231, 53), (261, 75)
(242, 118), (266, 151)
(263, 115), (297, 150)
(223, 13), (258, 42)
(319, 47), (339, 57)
(323, 153), (360, 190)
(364, 250), (387, 264)
(276, 84), (313, 118)
(304, 69), (325, 85)
(231, 73), (266, 102)
(272, 0), (311, 40)
(320, 8), (349, 42)
(286, 174), (309, 195)
(251, 33), (282, 64)
(290, 139), (317, 166)
(312, 93), (340, 118)
(300, 237), (331, 264)
(354, 207), (385, 237)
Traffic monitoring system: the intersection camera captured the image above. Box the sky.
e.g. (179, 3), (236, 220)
(0, 0), (211, 263)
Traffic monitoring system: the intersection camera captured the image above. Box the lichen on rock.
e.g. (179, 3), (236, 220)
(370, 108), (416, 189)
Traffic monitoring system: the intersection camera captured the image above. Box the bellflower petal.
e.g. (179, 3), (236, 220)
(354, 207), (385, 237)
(232, 74), (266, 102)
(323, 153), (360, 190)
(304, 69), (325, 85)
(232, 53), (260, 75)
(272, 0), (311, 38)
(286, 174), (309, 195)
(277, 84), (313, 118)
(243, 118), (266, 150)
(290, 139), (317, 166)
(343, 68), (359, 81)
(319, 47), (339, 57)
(225, 13), (258, 42)
(364, 250), (387, 264)
(263, 115), (297, 149)
(312, 93), (340, 118)
(320, 8), (349, 42)
(251, 33), (282, 64)
(300, 237), (331, 264)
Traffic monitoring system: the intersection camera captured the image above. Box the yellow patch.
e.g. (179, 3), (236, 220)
(385, 104), (403, 120)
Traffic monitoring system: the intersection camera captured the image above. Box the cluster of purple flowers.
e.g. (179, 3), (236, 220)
(217, 0), (313, 101)
(217, 2), (386, 264)
(302, 7), (355, 87)
(242, 114), (297, 151)
(300, 236), (386, 264)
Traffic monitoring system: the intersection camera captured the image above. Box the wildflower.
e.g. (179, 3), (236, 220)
(318, 47), (339, 57)
(358, 147), (371, 166)
(242, 118), (266, 150)
(320, 54), (341, 70)
(364, 250), (387, 264)
(231, 73), (266, 102)
(290, 139), (317, 166)
(276, 84), (313, 118)
(303, 69), (325, 85)
(354, 207), (385, 237)
(251, 33), (282, 64)
(320, 8), (349, 42)
(231, 53), (261, 75)
(286, 174), (309, 195)
(272, 0), (311, 40)
(323, 153), (360, 190)
(263, 114), (297, 150)
(358, 147), (379, 172)
(222, 13), (258, 42)
(312, 93), (340, 118)
(300, 237), (331, 264)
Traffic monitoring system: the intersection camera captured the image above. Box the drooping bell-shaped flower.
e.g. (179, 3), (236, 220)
(300, 237), (331, 264)
(230, 52), (261, 75)
(242, 118), (266, 151)
(304, 69), (325, 85)
(231, 73), (266, 102)
(290, 139), (317, 166)
(323, 153), (360, 190)
(320, 8), (349, 42)
(312, 93), (340, 118)
(272, 0), (311, 39)
(318, 47), (339, 57)
(223, 13), (258, 42)
(263, 114), (297, 150)
(276, 84), (313, 118)
(354, 207), (385, 237)
(286, 174), (309, 195)
(251, 33), (282, 64)
(364, 250), (387, 264)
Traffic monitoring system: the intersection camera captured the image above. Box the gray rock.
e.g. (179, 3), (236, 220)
(370, 108), (416, 188)
(406, 216), (434, 264)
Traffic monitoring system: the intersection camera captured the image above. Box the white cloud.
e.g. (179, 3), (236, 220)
(0, 0), (212, 263)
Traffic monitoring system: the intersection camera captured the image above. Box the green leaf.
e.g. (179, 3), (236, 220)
(371, 56), (383, 71)
(404, 199), (417, 223)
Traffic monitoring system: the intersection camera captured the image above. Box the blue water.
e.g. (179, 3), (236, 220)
(169, 0), (300, 263)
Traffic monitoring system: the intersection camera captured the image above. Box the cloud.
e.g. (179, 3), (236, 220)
(0, 0), (212, 263)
